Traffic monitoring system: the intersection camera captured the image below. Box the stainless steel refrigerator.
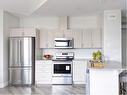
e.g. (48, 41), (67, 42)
(9, 37), (35, 85)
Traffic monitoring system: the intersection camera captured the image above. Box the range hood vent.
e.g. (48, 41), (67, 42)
(59, 16), (70, 30)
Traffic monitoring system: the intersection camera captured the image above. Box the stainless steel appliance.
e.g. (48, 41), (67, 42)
(54, 38), (73, 49)
(52, 52), (74, 84)
(9, 37), (35, 85)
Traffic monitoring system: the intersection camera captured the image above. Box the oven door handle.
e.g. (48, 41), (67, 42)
(52, 63), (72, 64)
(52, 60), (72, 62)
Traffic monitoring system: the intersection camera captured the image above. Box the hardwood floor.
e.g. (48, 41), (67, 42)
(0, 85), (86, 95)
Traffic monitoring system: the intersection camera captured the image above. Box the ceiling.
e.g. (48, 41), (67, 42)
(0, 0), (47, 15)
(32, 0), (126, 16)
(0, 0), (126, 16)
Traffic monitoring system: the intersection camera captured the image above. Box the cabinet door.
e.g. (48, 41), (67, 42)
(53, 30), (64, 38)
(47, 31), (54, 48)
(10, 29), (24, 37)
(64, 29), (82, 48)
(73, 30), (82, 48)
(92, 30), (102, 48)
(47, 30), (64, 48)
(82, 30), (92, 48)
(40, 31), (48, 48)
(73, 60), (87, 84)
(10, 28), (37, 37)
(63, 30), (73, 38)
(35, 61), (52, 84)
(23, 28), (36, 37)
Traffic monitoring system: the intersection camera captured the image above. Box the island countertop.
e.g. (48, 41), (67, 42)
(88, 61), (127, 71)
(87, 61), (127, 95)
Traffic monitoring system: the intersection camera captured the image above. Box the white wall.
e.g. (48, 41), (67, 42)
(0, 10), (20, 88)
(20, 16), (59, 29)
(3, 11), (20, 87)
(0, 9), (4, 88)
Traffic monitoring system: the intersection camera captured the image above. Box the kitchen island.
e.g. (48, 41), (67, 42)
(87, 62), (126, 95)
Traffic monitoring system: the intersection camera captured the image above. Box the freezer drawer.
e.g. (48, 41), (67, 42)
(9, 68), (34, 85)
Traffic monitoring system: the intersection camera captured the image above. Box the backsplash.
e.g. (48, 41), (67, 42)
(37, 48), (102, 60)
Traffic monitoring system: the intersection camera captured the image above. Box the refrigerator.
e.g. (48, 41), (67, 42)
(9, 37), (35, 85)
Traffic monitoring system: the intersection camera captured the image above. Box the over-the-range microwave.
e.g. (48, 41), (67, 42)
(54, 38), (74, 49)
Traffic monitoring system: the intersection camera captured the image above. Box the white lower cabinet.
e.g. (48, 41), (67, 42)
(35, 60), (52, 84)
(73, 60), (87, 84)
(35, 60), (87, 84)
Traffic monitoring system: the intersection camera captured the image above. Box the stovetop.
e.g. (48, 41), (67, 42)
(52, 58), (73, 61)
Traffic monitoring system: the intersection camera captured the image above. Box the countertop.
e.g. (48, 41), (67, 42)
(36, 59), (89, 61)
(36, 59), (52, 61)
(88, 61), (127, 73)
(73, 59), (89, 61)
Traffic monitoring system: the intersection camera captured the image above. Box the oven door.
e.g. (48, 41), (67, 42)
(53, 61), (72, 77)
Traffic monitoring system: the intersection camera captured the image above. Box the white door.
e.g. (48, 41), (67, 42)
(92, 30), (102, 48)
(10, 29), (24, 37)
(82, 29), (92, 48)
(47, 30), (64, 48)
(10, 28), (36, 37)
(35, 61), (52, 84)
(23, 28), (36, 37)
(64, 29), (82, 48)
(73, 60), (87, 84)
(40, 30), (48, 48)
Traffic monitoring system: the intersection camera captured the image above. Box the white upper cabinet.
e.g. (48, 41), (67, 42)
(40, 30), (48, 48)
(82, 29), (102, 48)
(10, 28), (37, 37)
(39, 28), (102, 48)
(47, 30), (64, 48)
(53, 30), (64, 38)
(92, 30), (102, 48)
(63, 30), (73, 38)
(82, 29), (92, 48)
(47, 31), (55, 48)
(64, 29), (82, 48)
(23, 28), (36, 37)
(73, 31), (82, 48)
(40, 29), (64, 48)
(10, 28), (24, 37)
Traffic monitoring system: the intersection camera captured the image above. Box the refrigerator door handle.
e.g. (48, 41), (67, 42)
(18, 40), (21, 65)
(9, 67), (31, 70)
(20, 39), (22, 65)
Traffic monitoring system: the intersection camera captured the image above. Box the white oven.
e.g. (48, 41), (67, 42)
(52, 61), (72, 77)
(52, 52), (74, 84)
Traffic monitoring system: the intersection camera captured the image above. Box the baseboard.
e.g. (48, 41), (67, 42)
(0, 81), (8, 88)
(73, 81), (86, 84)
